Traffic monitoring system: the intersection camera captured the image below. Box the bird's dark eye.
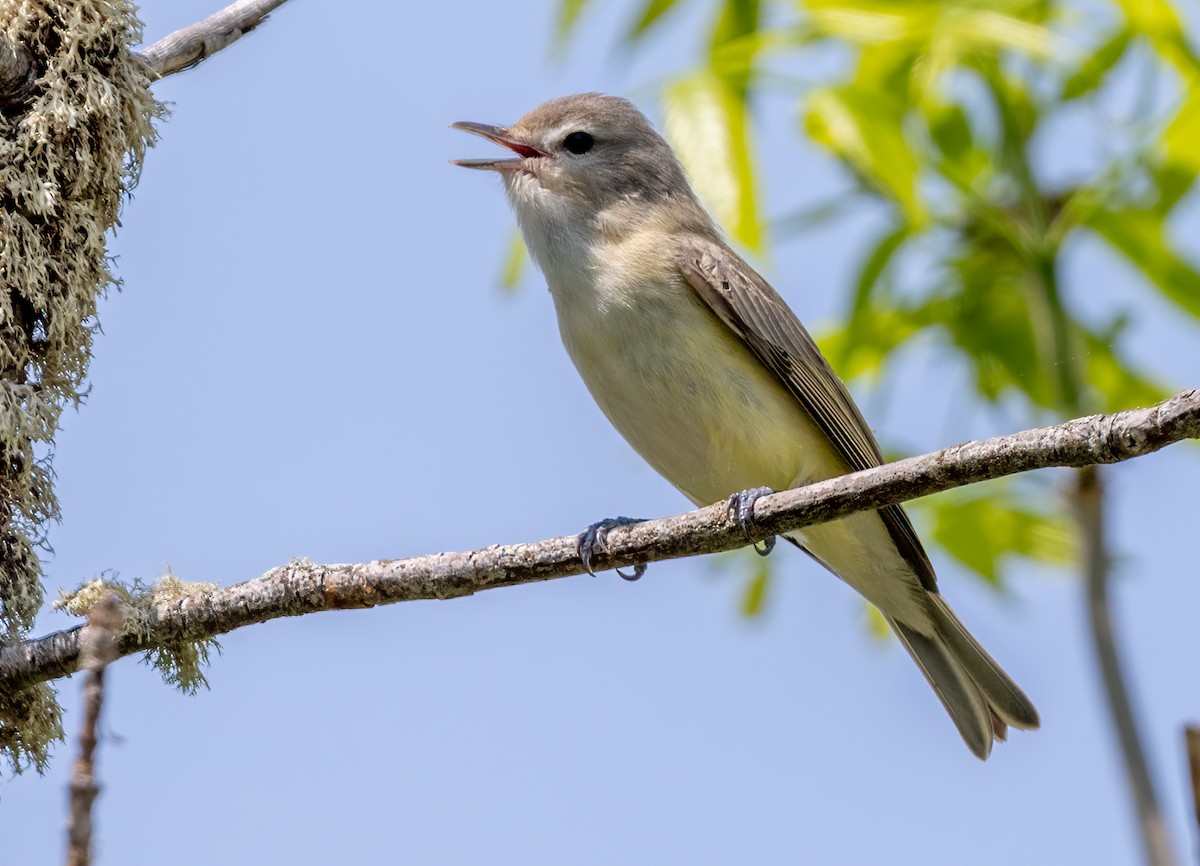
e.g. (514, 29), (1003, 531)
(563, 131), (594, 155)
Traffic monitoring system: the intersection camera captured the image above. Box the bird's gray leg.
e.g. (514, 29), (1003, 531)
(578, 516), (647, 581)
(725, 487), (776, 556)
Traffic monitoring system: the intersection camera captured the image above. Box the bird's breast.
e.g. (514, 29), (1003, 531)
(546, 254), (842, 506)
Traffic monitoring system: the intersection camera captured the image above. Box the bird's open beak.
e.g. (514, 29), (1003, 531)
(451, 121), (547, 171)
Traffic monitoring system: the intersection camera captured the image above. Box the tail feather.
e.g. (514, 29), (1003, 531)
(889, 617), (994, 759)
(989, 708), (1009, 743)
(889, 596), (1038, 760)
(929, 594), (1041, 731)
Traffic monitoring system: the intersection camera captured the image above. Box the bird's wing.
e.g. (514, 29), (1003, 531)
(673, 234), (937, 591)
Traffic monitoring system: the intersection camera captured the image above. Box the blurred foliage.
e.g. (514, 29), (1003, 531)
(739, 553), (773, 616)
(500, 233), (530, 292)
(665, 69), (764, 249)
(555, 0), (1199, 607)
(918, 480), (1076, 585)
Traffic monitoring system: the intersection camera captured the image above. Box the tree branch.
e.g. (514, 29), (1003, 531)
(1, 389), (1197, 692)
(138, 0), (293, 78)
(1186, 726), (1200, 862)
(0, 0), (296, 107)
(65, 596), (123, 866)
(1077, 467), (1178, 866)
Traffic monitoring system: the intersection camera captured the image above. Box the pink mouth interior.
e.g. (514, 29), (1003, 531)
(502, 140), (543, 159)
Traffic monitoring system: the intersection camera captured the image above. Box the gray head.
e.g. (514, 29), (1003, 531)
(453, 93), (713, 235)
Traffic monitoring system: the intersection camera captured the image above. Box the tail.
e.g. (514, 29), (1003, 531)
(889, 594), (1039, 760)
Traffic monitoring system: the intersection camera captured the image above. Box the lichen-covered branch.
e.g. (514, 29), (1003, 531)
(138, 0), (293, 78)
(0, 2), (160, 778)
(65, 595), (123, 866)
(1, 389), (1196, 694)
(0, 0), (294, 777)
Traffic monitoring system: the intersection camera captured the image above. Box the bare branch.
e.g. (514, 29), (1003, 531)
(1, 389), (1197, 692)
(65, 595), (124, 866)
(138, 0), (293, 78)
(0, 0), (296, 107)
(1077, 468), (1178, 866)
(1186, 726), (1200, 862)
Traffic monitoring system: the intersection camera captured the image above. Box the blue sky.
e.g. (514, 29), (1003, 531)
(3, 1), (1200, 863)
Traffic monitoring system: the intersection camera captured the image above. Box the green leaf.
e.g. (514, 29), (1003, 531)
(711, 24), (816, 78)
(934, 256), (1056, 408)
(925, 100), (973, 159)
(1113, 0), (1200, 210)
(711, 0), (760, 50)
(626, 0), (685, 42)
(849, 222), (910, 318)
(804, 1), (1057, 64)
(804, 1), (923, 46)
(986, 65), (1040, 154)
(499, 232), (528, 292)
(931, 6), (1057, 61)
(1158, 88), (1200, 212)
(554, 0), (593, 46)
(710, 0), (761, 96)
(1085, 207), (1200, 320)
(805, 85), (926, 224)
(924, 101), (992, 189)
(864, 604), (890, 641)
(915, 483), (1075, 587)
(664, 70), (764, 250)
(740, 558), (771, 617)
(1113, 0), (1200, 76)
(820, 224), (917, 377)
(1062, 26), (1132, 100)
(819, 303), (924, 381)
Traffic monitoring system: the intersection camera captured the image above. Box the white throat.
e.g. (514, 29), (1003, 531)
(504, 172), (602, 303)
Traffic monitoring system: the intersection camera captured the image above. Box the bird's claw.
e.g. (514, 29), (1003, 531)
(725, 487), (776, 556)
(578, 516), (647, 580)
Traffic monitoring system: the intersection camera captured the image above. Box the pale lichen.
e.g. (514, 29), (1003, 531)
(129, 574), (221, 694)
(0, 681), (63, 774)
(0, 1), (162, 773)
(57, 572), (221, 696)
(54, 575), (133, 616)
(143, 634), (220, 695)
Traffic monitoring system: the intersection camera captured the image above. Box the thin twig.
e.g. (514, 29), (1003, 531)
(65, 596), (125, 866)
(0, 0), (295, 107)
(138, 0), (293, 78)
(0, 389), (1197, 692)
(1077, 467), (1178, 866)
(1185, 726), (1200, 863)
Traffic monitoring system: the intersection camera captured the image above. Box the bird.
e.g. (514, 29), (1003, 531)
(452, 92), (1039, 759)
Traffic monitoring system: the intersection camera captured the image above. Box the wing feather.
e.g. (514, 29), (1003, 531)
(673, 235), (937, 591)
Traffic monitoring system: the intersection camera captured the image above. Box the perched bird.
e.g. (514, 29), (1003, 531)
(453, 93), (1039, 759)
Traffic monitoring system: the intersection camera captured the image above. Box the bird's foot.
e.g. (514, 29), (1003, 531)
(725, 487), (776, 556)
(578, 516), (647, 581)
